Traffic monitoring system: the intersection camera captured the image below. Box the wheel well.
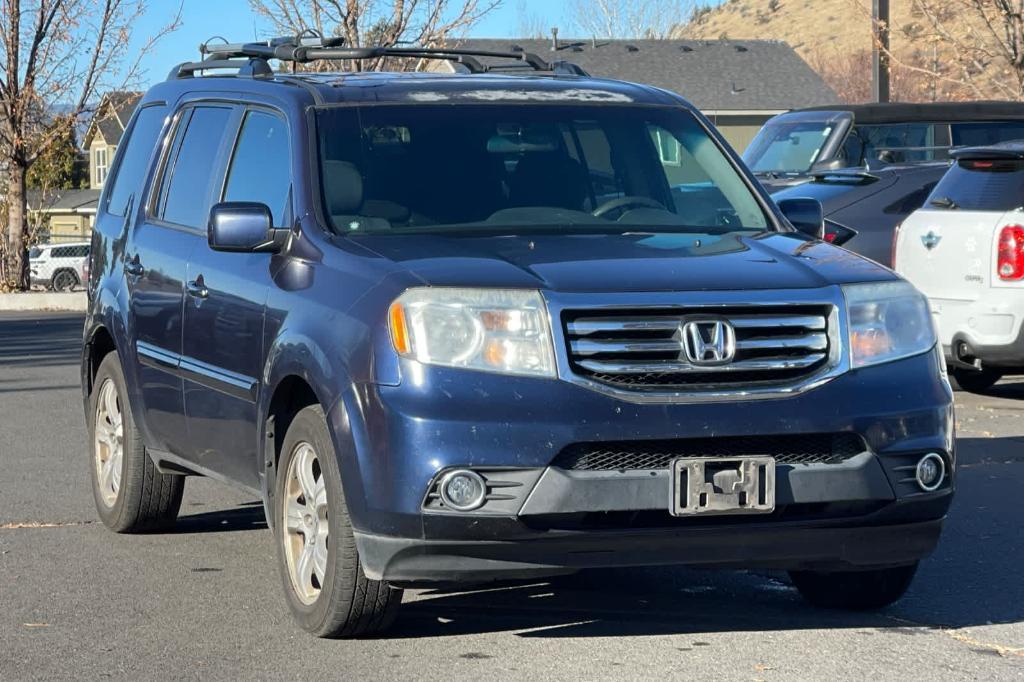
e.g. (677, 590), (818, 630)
(52, 267), (79, 281)
(266, 376), (319, 469)
(86, 327), (116, 395)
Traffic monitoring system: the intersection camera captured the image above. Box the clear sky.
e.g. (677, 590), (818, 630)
(131, 0), (580, 87)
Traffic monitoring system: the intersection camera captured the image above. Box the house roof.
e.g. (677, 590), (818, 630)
(452, 38), (837, 113)
(84, 91), (142, 147)
(27, 188), (101, 214)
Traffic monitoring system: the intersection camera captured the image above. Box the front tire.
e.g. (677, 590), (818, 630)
(88, 353), (184, 532)
(950, 367), (1002, 393)
(789, 563), (918, 610)
(274, 405), (402, 638)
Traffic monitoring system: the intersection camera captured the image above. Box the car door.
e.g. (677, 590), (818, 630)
(127, 103), (235, 457)
(181, 107), (292, 488)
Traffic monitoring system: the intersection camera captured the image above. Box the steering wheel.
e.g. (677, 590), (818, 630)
(591, 195), (666, 218)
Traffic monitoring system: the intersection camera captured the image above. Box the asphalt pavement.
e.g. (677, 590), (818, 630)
(1, 311), (1022, 680)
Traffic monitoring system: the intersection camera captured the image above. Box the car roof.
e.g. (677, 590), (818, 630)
(40, 241), (90, 247)
(149, 70), (686, 108)
(791, 100), (1024, 124)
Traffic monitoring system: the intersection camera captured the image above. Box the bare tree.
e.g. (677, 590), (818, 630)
(872, 0), (1024, 100)
(567, 0), (695, 40)
(805, 44), (963, 104)
(514, 0), (548, 39)
(247, 0), (502, 72)
(0, 0), (180, 290)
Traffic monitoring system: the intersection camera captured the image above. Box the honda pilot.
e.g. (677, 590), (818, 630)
(81, 36), (955, 638)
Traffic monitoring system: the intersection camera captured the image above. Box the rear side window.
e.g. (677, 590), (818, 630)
(927, 158), (1024, 211)
(161, 106), (233, 229)
(105, 104), (168, 217)
(845, 123), (939, 165)
(51, 245), (89, 258)
(222, 110), (291, 226)
(952, 122), (1024, 147)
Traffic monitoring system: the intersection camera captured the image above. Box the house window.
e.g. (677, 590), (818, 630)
(94, 147), (108, 186)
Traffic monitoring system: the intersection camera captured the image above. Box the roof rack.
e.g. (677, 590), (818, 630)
(168, 32), (589, 80)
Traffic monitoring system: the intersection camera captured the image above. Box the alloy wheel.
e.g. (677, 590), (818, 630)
(282, 442), (329, 605)
(93, 378), (124, 507)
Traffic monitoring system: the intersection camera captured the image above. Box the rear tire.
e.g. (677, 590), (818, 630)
(789, 563), (918, 610)
(274, 405), (402, 638)
(950, 367), (1002, 393)
(88, 353), (184, 532)
(50, 269), (78, 292)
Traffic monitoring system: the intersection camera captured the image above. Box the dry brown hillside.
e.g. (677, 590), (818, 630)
(676, 0), (982, 103)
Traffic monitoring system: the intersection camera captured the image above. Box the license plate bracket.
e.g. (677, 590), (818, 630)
(670, 456), (775, 516)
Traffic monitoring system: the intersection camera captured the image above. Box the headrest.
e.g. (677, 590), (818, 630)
(322, 160), (363, 214)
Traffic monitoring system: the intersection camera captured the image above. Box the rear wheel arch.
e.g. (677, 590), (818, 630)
(85, 326), (118, 396)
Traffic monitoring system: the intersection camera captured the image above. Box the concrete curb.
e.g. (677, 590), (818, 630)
(0, 292), (87, 312)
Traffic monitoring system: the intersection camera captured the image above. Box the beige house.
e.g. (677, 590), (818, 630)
(29, 91), (141, 242)
(84, 91), (142, 190)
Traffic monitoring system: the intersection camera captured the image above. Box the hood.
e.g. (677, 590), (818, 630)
(350, 231), (895, 292)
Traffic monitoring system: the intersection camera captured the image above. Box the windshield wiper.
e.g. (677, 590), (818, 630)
(929, 196), (959, 210)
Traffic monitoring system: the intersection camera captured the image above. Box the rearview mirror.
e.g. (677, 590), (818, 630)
(777, 198), (825, 240)
(208, 202), (287, 253)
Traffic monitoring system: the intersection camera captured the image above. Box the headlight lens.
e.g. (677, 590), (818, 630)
(843, 281), (935, 368)
(389, 288), (556, 378)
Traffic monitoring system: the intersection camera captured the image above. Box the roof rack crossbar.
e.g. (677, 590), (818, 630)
(170, 36), (589, 80)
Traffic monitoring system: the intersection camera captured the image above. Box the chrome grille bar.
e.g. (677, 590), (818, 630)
(570, 339), (681, 355)
(567, 318), (681, 335)
(728, 314), (826, 330)
(578, 354), (827, 374)
(736, 333), (828, 351)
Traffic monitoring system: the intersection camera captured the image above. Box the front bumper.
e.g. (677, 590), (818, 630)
(356, 506), (948, 584)
(330, 349), (954, 583)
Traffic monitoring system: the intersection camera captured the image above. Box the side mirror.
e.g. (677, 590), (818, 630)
(809, 158), (844, 173)
(777, 197), (825, 240)
(208, 202), (287, 253)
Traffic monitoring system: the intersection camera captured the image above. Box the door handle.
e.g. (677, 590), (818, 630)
(186, 277), (209, 300)
(124, 257), (144, 277)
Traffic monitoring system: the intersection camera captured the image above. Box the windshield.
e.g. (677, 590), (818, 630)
(743, 119), (834, 174)
(315, 104), (769, 236)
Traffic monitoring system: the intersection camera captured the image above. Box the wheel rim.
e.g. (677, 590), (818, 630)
(282, 442), (329, 605)
(93, 378), (124, 507)
(55, 272), (73, 291)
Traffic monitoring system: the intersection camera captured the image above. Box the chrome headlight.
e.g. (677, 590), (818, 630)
(843, 281), (935, 368)
(388, 288), (556, 378)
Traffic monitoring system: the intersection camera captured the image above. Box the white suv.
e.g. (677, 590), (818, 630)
(895, 142), (1024, 392)
(29, 241), (90, 292)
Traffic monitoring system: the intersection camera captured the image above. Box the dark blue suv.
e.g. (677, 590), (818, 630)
(81, 37), (955, 638)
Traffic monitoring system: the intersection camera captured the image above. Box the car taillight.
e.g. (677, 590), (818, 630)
(890, 222), (903, 269)
(998, 225), (1024, 280)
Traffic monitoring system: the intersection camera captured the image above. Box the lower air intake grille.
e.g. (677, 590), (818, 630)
(553, 433), (866, 471)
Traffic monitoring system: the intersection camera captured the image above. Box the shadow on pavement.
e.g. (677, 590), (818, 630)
(174, 501), (267, 533)
(0, 312), (84, 368)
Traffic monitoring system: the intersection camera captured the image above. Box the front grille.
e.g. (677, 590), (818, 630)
(563, 305), (834, 391)
(553, 433), (866, 471)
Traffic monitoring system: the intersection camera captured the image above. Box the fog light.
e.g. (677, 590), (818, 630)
(439, 469), (487, 511)
(915, 453), (945, 492)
